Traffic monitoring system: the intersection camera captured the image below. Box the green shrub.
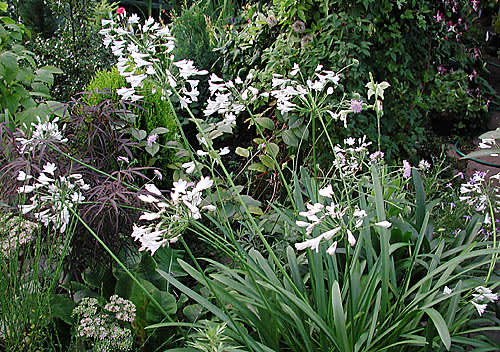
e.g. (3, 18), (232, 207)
(213, 0), (490, 163)
(84, 66), (126, 105)
(84, 67), (180, 168)
(0, 2), (62, 128)
(427, 69), (489, 136)
(171, 0), (223, 73)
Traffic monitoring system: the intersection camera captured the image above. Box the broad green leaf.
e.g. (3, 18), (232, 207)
(248, 162), (267, 172)
(30, 81), (50, 95)
(423, 308), (451, 350)
(266, 142), (279, 157)
(479, 128), (500, 140)
(332, 281), (351, 351)
(255, 117), (275, 130)
(282, 129), (299, 147)
(248, 206), (263, 215)
(235, 147), (250, 158)
(0, 2), (7, 12)
(371, 164), (389, 316)
(39, 65), (62, 74)
(183, 304), (204, 322)
(146, 289), (177, 322)
(130, 128), (147, 141)
(34, 68), (55, 85)
(412, 168), (425, 231)
(145, 143), (159, 156)
(259, 154), (275, 169)
(150, 127), (169, 134)
(0, 51), (17, 71)
(286, 246), (305, 295)
(49, 294), (75, 325)
(462, 149), (500, 160)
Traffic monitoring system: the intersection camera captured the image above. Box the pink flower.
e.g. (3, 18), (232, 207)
(350, 99), (363, 113)
(116, 7), (125, 14)
(437, 65), (447, 74)
(403, 160), (411, 179)
(147, 134), (158, 147)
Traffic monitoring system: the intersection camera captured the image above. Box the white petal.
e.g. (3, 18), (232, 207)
(138, 194), (159, 203)
(321, 226), (342, 240)
(326, 241), (338, 256)
(375, 221), (392, 229)
(139, 212), (161, 221)
(347, 230), (356, 246)
(145, 184), (162, 197)
(318, 184), (334, 198)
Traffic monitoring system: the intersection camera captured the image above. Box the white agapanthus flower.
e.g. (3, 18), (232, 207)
(132, 177), (215, 255)
(16, 164), (88, 233)
(471, 286), (498, 316)
(319, 184), (334, 198)
(16, 117), (68, 153)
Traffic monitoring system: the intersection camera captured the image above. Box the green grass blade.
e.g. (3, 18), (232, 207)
(332, 281), (351, 351)
(412, 168), (426, 231)
(423, 307), (451, 350)
(287, 246), (306, 295)
(371, 164), (389, 316)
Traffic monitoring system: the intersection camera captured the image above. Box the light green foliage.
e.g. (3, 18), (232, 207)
(172, 0), (221, 73)
(84, 66), (127, 105)
(84, 67), (180, 166)
(216, 0), (489, 162)
(160, 162), (500, 351)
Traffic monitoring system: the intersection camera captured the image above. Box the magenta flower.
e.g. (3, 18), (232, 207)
(350, 99), (363, 113)
(403, 160), (411, 179)
(147, 134), (158, 147)
(116, 7), (125, 14)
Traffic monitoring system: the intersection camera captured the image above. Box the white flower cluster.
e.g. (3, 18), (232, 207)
(72, 297), (134, 352)
(131, 178), (215, 255)
(203, 73), (260, 137)
(271, 63), (341, 116)
(471, 286), (498, 316)
(294, 187), (367, 255)
(16, 117), (68, 153)
(0, 214), (36, 258)
(459, 170), (491, 212)
(332, 136), (373, 176)
(104, 295), (136, 323)
(100, 12), (207, 106)
(17, 163), (89, 233)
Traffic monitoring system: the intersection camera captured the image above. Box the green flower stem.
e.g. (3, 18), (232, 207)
(486, 198), (497, 283)
(166, 87), (304, 301)
(178, 236), (257, 351)
(48, 144), (140, 191)
(68, 207), (174, 321)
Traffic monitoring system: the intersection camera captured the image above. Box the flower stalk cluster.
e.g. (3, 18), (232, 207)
(17, 162), (89, 233)
(131, 177), (215, 255)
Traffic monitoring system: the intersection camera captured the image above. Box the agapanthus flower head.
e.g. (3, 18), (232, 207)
(16, 117), (68, 153)
(292, 20), (306, 33)
(350, 99), (363, 113)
